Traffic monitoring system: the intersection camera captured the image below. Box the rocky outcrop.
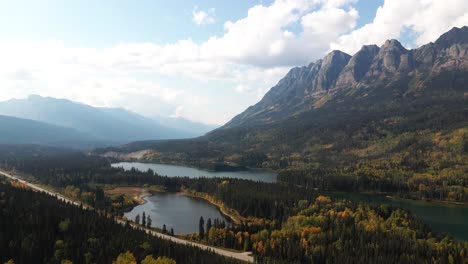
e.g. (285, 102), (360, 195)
(224, 26), (468, 128)
(336, 45), (380, 88)
(308, 50), (351, 94)
(365, 39), (413, 79)
(414, 26), (468, 73)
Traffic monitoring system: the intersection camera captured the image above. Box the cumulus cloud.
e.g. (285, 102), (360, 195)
(192, 6), (216, 26)
(331, 0), (468, 54)
(198, 0), (359, 67)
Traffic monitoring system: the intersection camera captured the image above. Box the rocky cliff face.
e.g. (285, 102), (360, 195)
(225, 26), (468, 128)
(335, 45), (380, 88)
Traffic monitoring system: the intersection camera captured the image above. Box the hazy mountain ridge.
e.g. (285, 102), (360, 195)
(152, 115), (219, 136)
(0, 96), (213, 143)
(0, 115), (103, 148)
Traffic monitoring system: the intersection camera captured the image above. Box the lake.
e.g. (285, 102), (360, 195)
(124, 192), (229, 235)
(114, 162), (467, 241)
(112, 162), (278, 183)
(331, 192), (468, 241)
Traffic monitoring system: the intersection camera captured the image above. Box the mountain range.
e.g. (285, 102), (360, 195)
(225, 26), (468, 128)
(0, 95), (217, 148)
(0, 115), (99, 148)
(99, 26), (468, 182)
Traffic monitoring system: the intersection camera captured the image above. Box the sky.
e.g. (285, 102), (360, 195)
(0, 0), (467, 125)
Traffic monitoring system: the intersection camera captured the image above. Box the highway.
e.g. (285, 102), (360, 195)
(0, 170), (254, 263)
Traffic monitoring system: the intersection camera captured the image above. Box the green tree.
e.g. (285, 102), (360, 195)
(147, 215), (152, 228)
(206, 218), (212, 235)
(199, 216), (205, 240)
(54, 240), (65, 261)
(84, 252), (93, 264)
(135, 214), (140, 225)
(58, 219), (71, 232)
(142, 211), (146, 226)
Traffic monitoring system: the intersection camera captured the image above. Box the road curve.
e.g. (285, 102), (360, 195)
(0, 170), (254, 263)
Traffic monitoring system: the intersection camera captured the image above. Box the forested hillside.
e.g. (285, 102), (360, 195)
(1, 150), (466, 263)
(96, 27), (468, 202)
(0, 179), (240, 264)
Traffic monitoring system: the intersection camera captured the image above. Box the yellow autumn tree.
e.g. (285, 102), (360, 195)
(113, 251), (136, 264)
(141, 255), (176, 264)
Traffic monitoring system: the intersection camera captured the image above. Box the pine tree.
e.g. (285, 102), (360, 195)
(135, 214), (140, 225)
(206, 218), (212, 235)
(147, 215), (152, 228)
(142, 211), (146, 226)
(199, 216), (205, 240)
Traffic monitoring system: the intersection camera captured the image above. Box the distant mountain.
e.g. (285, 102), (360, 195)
(0, 96), (200, 143)
(0, 115), (102, 148)
(152, 115), (218, 136)
(99, 27), (468, 187)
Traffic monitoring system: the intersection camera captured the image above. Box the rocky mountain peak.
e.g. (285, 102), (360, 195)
(223, 26), (468, 128)
(369, 39), (412, 74)
(382, 39), (406, 50)
(336, 45), (380, 87)
(435, 26), (468, 47)
(323, 50), (351, 65)
(309, 50), (351, 93)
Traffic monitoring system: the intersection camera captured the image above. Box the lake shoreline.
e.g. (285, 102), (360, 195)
(180, 191), (243, 225)
(328, 191), (468, 207)
(126, 189), (242, 225)
(113, 158), (248, 173)
(111, 161), (278, 183)
(124, 191), (232, 235)
(112, 158), (281, 175)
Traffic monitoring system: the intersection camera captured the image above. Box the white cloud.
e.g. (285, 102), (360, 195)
(192, 6), (216, 26)
(198, 0), (360, 67)
(0, 0), (466, 124)
(301, 7), (358, 34)
(330, 0), (468, 54)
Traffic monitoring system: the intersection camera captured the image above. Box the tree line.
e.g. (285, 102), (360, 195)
(0, 179), (241, 264)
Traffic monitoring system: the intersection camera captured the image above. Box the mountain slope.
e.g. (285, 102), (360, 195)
(0, 115), (102, 148)
(96, 27), (468, 201)
(225, 26), (468, 128)
(0, 96), (197, 143)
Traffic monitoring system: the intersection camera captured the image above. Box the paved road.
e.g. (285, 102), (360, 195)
(0, 170), (81, 206)
(0, 170), (254, 263)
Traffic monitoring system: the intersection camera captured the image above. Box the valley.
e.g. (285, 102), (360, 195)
(1, 25), (467, 264)
(98, 27), (468, 206)
(1, 144), (467, 263)
(111, 161), (468, 240)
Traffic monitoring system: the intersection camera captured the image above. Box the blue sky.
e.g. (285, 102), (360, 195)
(0, 0), (466, 124)
(0, 0), (382, 45)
